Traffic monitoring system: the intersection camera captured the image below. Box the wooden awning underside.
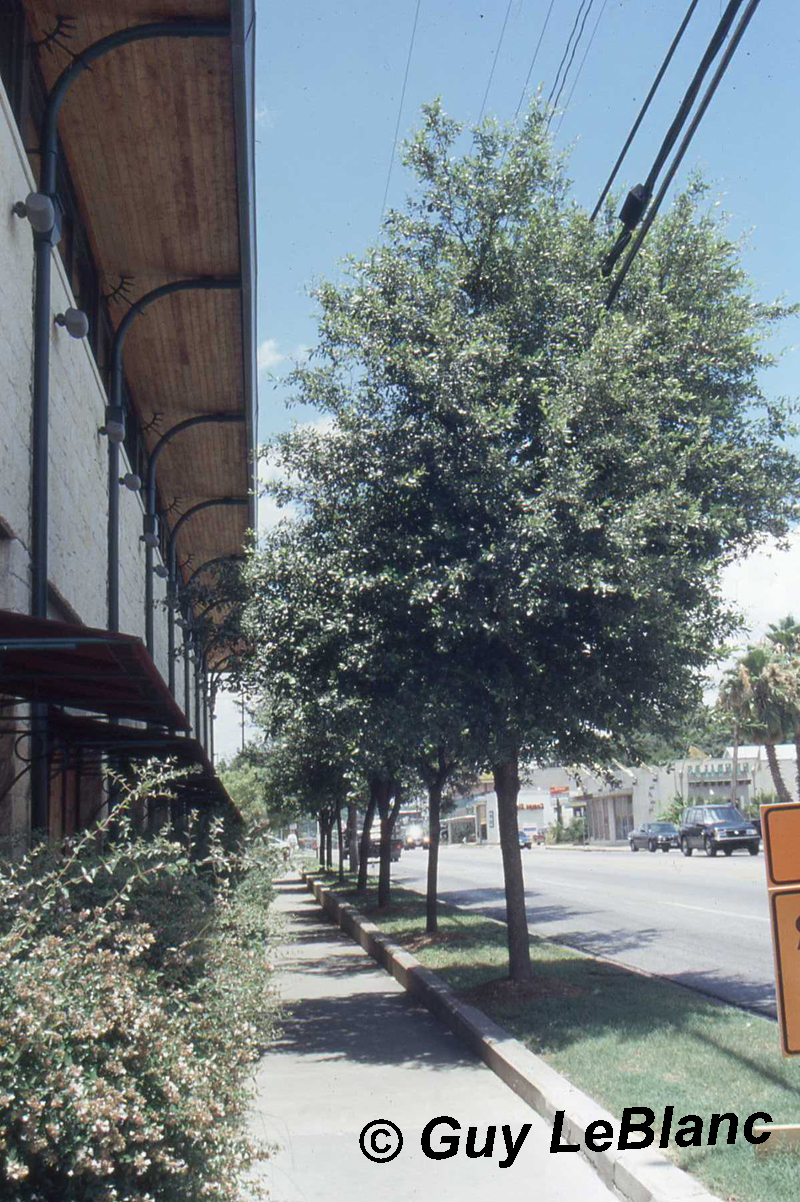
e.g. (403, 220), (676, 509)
(22, 0), (256, 586)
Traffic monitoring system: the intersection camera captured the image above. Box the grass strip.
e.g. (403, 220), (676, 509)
(313, 870), (800, 1202)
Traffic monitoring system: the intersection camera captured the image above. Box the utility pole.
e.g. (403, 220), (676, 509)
(240, 690), (245, 753)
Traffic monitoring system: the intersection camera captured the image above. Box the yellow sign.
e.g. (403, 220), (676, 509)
(762, 805), (800, 1056)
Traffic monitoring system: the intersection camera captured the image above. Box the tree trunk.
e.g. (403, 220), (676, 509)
(336, 803), (344, 882)
(318, 818), (326, 868)
(357, 792), (377, 892)
(493, 754), (532, 982)
(426, 779), (442, 934)
(348, 802), (359, 877)
(326, 821), (333, 869)
(765, 741), (792, 803)
(377, 780), (402, 910)
(730, 720), (739, 805)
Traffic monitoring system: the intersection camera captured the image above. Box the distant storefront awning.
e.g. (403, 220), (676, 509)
(0, 609), (187, 730)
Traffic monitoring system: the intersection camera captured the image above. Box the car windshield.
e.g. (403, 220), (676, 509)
(650, 823), (676, 832)
(702, 807), (746, 823)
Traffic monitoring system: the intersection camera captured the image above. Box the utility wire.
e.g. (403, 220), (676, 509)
(554, 0), (610, 138)
(380, 0), (423, 226)
(548, 0), (597, 126)
(513, 0), (556, 121)
(477, 0), (515, 125)
(546, 0), (590, 111)
(606, 0), (764, 308)
(590, 0), (700, 220)
(599, 0), (745, 275)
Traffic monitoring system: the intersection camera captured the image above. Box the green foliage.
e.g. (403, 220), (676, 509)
(218, 751), (268, 826)
(252, 97), (800, 772)
(630, 704), (732, 765)
(658, 794), (688, 825)
(0, 772), (280, 1200)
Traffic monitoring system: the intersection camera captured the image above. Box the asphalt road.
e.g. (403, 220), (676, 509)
(393, 844), (777, 1017)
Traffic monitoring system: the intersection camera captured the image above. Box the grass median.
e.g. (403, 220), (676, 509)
(312, 869), (800, 1202)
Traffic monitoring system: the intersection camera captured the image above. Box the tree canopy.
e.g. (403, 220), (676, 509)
(242, 100), (800, 977)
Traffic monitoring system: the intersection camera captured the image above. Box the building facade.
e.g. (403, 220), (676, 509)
(0, 1), (256, 844)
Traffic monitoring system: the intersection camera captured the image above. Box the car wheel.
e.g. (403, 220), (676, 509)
(681, 838), (692, 857)
(648, 840), (657, 853)
(630, 841), (638, 852)
(723, 847), (733, 857)
(704, 836), (717, 858)
(749, 844), (759, 856)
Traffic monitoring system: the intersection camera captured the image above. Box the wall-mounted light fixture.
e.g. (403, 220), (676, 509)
(140, 513), (159, 548)
(100, 405), (125, 443)
(119, 472), (142, 492)
(55, 308), (89, 339)
(12, 192), (56, 236)
(153, 564), (169, 579)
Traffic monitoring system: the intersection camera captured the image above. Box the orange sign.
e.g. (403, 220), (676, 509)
(763, 805), (800, 889)
(762, 804), (800, 1056)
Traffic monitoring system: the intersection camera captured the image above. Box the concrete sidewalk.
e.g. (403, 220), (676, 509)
(249, 877), (617, 1201)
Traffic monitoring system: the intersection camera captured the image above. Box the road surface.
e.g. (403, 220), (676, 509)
(394, 844), (776, 1016)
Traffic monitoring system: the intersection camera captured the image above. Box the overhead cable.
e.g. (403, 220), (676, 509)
(380, 0), (423, 225)
(606, 0), (764, 308)
(477, 0), (515, 125)
(548, 0), (597, 126)
(546, 0), (591, 113)
(599, 0), (745, 277)
(513, 0), (556, 122)
(590, 0), (701, 221)
(554, 0), (611, 138)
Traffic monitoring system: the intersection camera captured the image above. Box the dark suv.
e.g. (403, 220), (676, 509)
(679, 805), (760, 858)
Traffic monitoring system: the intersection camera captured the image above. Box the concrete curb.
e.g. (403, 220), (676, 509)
(301, 872), (722, 1202)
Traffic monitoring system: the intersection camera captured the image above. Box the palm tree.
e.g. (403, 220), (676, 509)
(719, 646), (793, 804)
(766, 616), (800, 800)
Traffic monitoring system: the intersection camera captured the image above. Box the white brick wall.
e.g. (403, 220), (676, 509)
(0, 80), (186, 709)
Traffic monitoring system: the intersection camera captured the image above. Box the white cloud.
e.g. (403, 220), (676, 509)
(255, 106), (275, 127)
(257, 338), (287, 374)
(720, 530), (800, 648)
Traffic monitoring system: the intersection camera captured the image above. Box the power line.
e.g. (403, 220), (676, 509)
(513, 0), (556, 121)
(554, 0), (611, 138)
(549, 0), (597, 124)
(477, 0), (515, 125)
(546, 0), (590, 111)
(590, 0), (701, 221)
(600, 0), (746, 276)
(606, 0), (764, 308)
(380, 0), (423, 226)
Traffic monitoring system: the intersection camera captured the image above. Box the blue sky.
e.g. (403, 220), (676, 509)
(254, 0), (800, 432)
(215, 0), (800, 758)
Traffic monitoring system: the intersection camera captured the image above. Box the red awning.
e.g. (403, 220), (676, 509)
(0, 609), (187, 730)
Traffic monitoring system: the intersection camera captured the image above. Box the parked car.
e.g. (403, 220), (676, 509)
(679, 805), (760, 857)
(629, 822), (679, 853)
(518, 830), (532, 849)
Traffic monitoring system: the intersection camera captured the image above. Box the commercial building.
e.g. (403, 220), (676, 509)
(457, 747), (795, 847)
(0, 1), (256, 844)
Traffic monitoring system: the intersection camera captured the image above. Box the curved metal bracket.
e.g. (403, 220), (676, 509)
(108, 278), (240, 631)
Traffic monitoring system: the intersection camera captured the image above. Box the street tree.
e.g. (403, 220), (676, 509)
(259, 100), (800, 979)
(719, 647), (793, 803)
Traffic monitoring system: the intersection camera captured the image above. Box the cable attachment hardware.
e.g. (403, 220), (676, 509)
(600, 184), (649, 277)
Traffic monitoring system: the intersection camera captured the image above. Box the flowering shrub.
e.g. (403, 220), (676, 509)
(0, 769), (281, 1200)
